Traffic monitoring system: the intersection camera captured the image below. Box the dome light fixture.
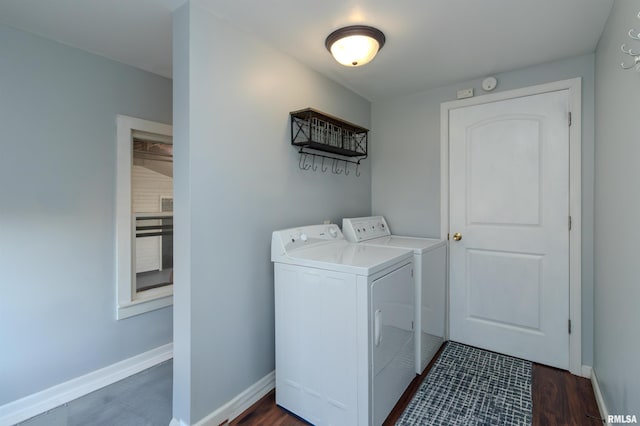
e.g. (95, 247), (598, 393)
(325, 25), (386, 67)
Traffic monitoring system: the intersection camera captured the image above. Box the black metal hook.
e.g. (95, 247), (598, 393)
(300, 153), (312, 170)
(298, 146), (364, 177)
(334, 159), (344, 175)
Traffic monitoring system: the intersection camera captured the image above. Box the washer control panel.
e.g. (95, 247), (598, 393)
(342, 216), (391, 242)
(272, 224), (343, 258)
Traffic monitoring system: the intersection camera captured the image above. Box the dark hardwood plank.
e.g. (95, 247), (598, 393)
(577, 371), (605, 423)
(230, 390), (308, 426)
(231, 348), (603, 426)
(532, 364), (603, 426)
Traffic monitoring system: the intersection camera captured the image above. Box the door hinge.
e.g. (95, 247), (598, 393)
(569, 112), (572, 127)
(411, 321), (414, 330)
(569, 215), (572, 231)
(411, 269), (414, 278)
(568, 319), (572, 334)
(447, 233), (450, 240)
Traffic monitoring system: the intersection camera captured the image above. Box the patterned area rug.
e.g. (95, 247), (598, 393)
(396, 341), (532, 426)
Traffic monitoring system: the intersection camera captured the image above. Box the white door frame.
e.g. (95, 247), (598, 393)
(440, 78), (582, 376)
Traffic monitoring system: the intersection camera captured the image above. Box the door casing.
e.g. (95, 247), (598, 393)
(440, 78), (582, 376)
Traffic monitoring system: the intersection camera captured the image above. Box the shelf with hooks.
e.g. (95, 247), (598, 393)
(290, 108), (368, 176)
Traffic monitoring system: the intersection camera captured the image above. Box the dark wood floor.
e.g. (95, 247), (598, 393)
(532, 364), (603, 425)
(230, 346), (603, 426)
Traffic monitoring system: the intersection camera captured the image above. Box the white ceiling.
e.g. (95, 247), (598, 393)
(0, 0), (181, 78)
(0, 0), (613, 101)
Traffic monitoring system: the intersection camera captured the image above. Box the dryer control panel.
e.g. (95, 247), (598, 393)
(342, 216), (391, 242)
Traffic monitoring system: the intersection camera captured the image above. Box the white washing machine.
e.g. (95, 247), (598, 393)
(342, 216), (447, 374)
(271, 224), (415, 426)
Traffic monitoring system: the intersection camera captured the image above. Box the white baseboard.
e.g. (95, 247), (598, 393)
(169, 418), (187, 426)
(581, 364), (593, 379)
(0, 343), (173, 426)
(194, 371), (275, 426)
(591, 368), (610, 425)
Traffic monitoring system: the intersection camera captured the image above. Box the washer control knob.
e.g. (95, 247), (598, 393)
(300, 233), (308, 242)
(328, 227), (338, 238)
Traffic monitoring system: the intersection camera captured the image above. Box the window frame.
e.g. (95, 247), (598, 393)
(116, 115), (173, 320)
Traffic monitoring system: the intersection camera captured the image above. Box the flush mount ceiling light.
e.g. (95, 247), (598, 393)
(325, 25), (386, 67)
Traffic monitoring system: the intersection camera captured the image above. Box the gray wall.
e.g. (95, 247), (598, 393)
(371, 54), (596, 366)
(172, 4), (372, 424)
(594, 0), (640, 416)
(0, 24), (173, 405)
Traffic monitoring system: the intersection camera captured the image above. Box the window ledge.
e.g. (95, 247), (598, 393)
(117, 288), (173, 320)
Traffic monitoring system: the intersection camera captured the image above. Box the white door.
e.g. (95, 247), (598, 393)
(448, 90), (570, 369)
(371, 262), (414, 426)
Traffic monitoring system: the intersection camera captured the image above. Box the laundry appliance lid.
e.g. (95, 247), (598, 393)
(363, 236), (446, 254)
(280, 240), (412, 276)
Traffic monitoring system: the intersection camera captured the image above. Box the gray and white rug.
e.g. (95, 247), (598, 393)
(396, 341), (532, 426)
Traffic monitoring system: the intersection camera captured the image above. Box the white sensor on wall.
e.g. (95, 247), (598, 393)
(456, 88), (474, 99)
(482, 77), (498, 92)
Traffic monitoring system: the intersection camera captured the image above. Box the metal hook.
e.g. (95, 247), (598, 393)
(629, 29), (640, 40)
(332, 159), (343, 175)
(321, 157), (328, 173)
(621, 43), (640, 56)
(312, 155), (318, 171)
(344, 160), (350, 176)
(621, 55), (640, 70)
(301, 153), (312, 170)
(355, 162), (361, 177)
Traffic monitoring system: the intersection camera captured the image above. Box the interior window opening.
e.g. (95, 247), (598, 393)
(132, 134), (173, 294)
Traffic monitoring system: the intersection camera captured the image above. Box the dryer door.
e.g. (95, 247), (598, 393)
(370, 262), (415, 425)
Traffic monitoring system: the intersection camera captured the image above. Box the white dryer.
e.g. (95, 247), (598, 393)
(271, 224), (415, 426)
(342, 216), (446, 374)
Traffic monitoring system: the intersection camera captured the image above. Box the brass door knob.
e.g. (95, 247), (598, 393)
(452, 232), (462, 241)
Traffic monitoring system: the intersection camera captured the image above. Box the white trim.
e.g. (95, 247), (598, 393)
(193, 371), (275, 426)
(117, 292), (173, 319)
(0, 343), (173, 426)
(581, 364), (593, 379)
(440, 78), (583, 375)
(567, 78), (583, 378)
(116, 114), (173, 320)
(591, 368), (610, 425)
(158, 195), (174, 272)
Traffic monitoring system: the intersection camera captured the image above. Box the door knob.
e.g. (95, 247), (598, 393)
(452, 232), (462, 241)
